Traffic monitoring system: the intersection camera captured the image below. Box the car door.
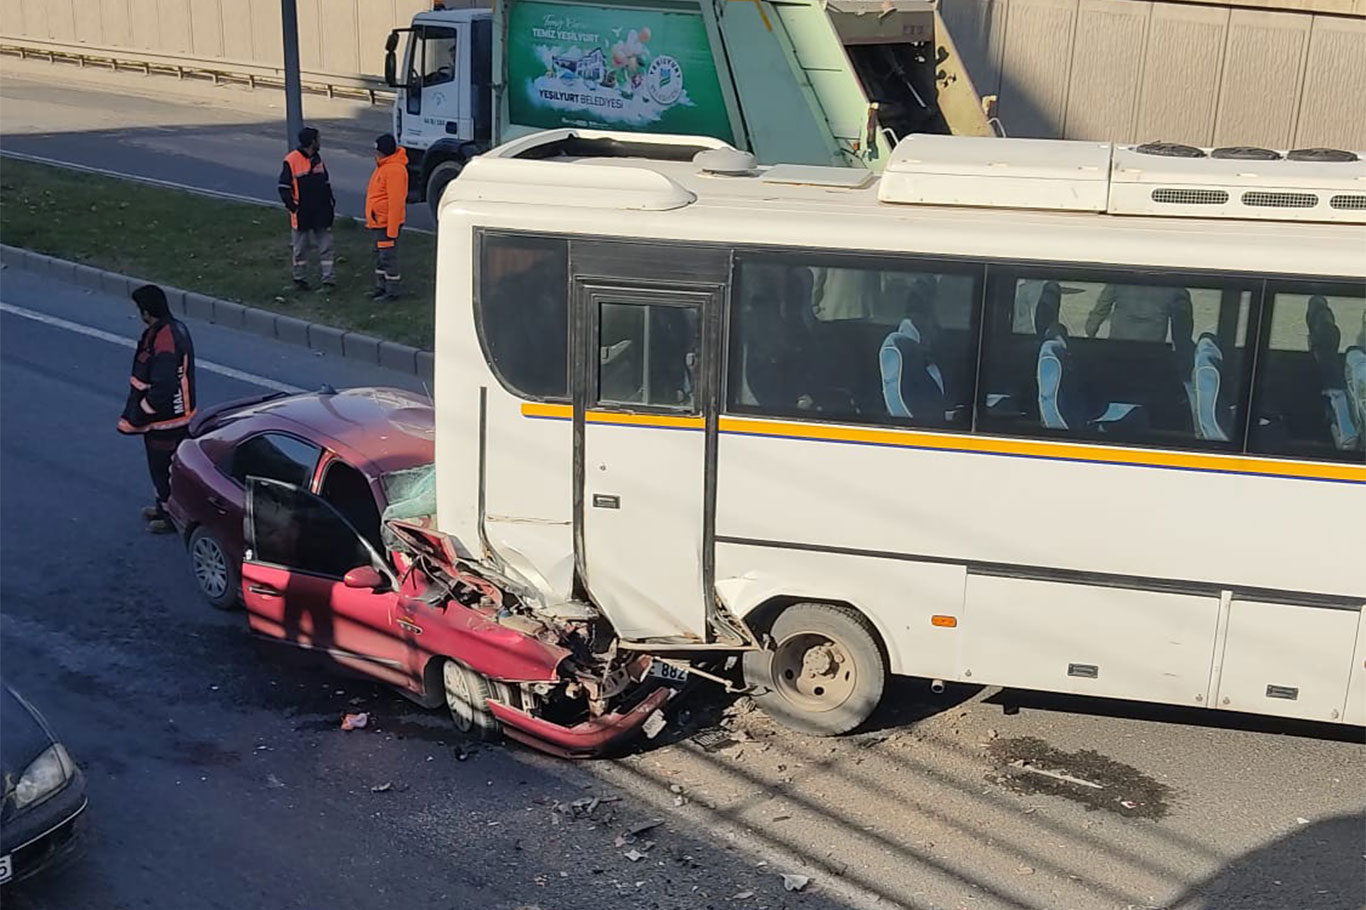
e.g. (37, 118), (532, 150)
(214, 432), (324, 569)
(242, 478), (410, 688)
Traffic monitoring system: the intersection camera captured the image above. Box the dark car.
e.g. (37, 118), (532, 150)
(1, 685), (87, 886)
(164, 386), (435, 609)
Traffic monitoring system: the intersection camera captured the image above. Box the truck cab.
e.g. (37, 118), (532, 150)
(385, 7), (494, 210)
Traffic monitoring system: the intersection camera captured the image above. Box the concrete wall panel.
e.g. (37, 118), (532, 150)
(1213, 9), (1311, 147)
(1064, 0), (1150, 141)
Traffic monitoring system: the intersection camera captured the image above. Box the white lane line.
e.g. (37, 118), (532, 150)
(0, 149), (435, 234)
(0, 301), (305, 394)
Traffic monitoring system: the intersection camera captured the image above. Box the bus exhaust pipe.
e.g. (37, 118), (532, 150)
(930, 678), (946, 694)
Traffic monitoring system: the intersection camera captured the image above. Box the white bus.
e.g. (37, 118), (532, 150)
(430, 129), (1366, 736)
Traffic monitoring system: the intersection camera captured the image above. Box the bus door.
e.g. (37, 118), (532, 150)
(574, 282), (721, 642)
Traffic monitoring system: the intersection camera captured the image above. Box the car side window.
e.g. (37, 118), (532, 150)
(229, 433), (322, 487)
(251, 481), (375, 579)
(318, 460), (384, 555)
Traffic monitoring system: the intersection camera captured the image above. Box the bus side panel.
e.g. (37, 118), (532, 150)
(484, 403), (576, 600)
(1344, 614), (1366, 727)
(1213, 599), (1361, 723)
(960, 576), (1221, 707)
(714, 543), (968, 679)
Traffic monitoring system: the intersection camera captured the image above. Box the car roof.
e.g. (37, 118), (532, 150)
(224, 387), (434, 476)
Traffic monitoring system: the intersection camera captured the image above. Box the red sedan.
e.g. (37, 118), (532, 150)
(165, 386), (678, 755)
(165, 386), (436, 610)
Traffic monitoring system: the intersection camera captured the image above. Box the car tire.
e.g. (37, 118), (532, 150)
(442, 659), (500, 741)
(188, 526), (240, 611)
(426, 161), (464, 220)
(742, 602), (886, 737)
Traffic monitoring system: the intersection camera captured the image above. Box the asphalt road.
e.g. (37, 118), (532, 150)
(0, 57), (436, 233)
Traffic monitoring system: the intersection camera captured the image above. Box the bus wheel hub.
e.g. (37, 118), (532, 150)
(774, 633), (856, 710)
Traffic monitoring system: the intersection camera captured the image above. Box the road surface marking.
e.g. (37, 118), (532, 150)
(0, 301), (306, 394)
(0, 149), (435, 234)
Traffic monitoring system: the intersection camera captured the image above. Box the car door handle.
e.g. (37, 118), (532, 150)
(592, 494), (620, 510)
(207, 496), (229, 515)
(248, 584), (282, 598)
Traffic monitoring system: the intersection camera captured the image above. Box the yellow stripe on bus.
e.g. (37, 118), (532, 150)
(520, 403), (1365, 483)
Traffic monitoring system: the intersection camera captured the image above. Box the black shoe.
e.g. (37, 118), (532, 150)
(294, 278), (311, 291)
(321, 279), (337, 290)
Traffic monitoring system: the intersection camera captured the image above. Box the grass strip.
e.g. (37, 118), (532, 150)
(0, 159), (434, 349)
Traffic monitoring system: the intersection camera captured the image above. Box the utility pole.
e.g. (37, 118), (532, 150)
(281, 0), (303, 147)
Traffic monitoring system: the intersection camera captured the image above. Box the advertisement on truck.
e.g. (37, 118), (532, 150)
(506, 1), (734, 141)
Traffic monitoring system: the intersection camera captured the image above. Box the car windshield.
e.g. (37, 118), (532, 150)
(379, 463), (436, 550)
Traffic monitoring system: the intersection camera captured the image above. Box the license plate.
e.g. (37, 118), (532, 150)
(0, 853), (12, 884)
(648, 660), (689, 684)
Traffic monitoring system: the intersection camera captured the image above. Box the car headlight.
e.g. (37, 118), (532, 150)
(14, 744), (74, 811)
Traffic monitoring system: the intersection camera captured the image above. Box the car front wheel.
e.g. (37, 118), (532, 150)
(189, 526), (240, 611)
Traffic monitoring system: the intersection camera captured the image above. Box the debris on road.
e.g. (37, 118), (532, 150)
(692, 729), (737, 753)
(624, 849), (647, 862)
(629, 820), (664, 837)
(781, 873), (810, 891)
(1010, 759), (1104, 790)
(341, 712), (369, 731)
(729, 891), (754, 901)
(370, 782), (393, 793)
(643, 710), (667, 739)
(266, 774), (286, 789)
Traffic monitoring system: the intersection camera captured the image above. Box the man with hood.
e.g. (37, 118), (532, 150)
(117, 284), (197, 534)
(366, 133), (409, 301)
(277, 126), (336, 291)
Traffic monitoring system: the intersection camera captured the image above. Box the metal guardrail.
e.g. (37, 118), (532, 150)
(0, 36), (396, 104)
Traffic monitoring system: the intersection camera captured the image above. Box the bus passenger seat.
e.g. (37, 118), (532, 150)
(1307, 297), (1359, 450)
(1189, 333), (1231, 442)
(880, 318), (947, 423)
(1037, 327), (1075, 430)
(1345, 347), (1366, 450)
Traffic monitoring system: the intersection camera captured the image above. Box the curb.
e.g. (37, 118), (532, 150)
(0, 244), (430, 380)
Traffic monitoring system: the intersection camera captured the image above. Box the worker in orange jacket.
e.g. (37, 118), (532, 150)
(366, 134), (409, 301)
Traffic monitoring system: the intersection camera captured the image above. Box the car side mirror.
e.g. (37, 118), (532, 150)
(343, 566), (387, 590)
(384, 34), (399, 87)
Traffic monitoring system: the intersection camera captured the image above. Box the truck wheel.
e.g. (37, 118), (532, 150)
(442, 659), (500, 741)
(742, 602), (886, 736)
(426, 161), (464, 220)
(189, 526), (240, 611)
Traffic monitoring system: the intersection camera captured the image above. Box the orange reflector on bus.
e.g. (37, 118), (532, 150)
(931, 615), (958, 628)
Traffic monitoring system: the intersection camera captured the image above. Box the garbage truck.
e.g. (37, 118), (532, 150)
(384, 0), (993, 214)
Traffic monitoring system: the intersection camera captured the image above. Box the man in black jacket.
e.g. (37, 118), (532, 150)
(117, 284), (197, 534)
(278, 126), (336, 291)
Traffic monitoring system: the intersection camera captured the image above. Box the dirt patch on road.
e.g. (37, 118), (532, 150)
(987, 736), (1174, 819)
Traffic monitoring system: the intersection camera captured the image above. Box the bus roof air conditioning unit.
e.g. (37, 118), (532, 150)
(1109, 144), (1366, 224)
(877, 134), (1112, 212)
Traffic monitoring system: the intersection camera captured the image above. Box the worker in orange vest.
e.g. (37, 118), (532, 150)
(277, 126), (336, 291)
(366, 134), (409, 301)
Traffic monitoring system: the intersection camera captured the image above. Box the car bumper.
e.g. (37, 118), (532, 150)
(1, 767), (87, 886)
(488, 687), (674, 759)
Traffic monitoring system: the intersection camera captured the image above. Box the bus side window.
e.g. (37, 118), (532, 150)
(978, 269), (1253, 448)
(1249, 285), (1366, 461)
(728, 254), (980, 429)
(597, 302), (699, 410)
(477, 233), (570, 400)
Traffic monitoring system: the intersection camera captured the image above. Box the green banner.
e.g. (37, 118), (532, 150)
(506, 1), (734, 143)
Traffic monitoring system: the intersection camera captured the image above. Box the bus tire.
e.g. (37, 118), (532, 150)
(426, 161), (464, 220)
(742, 602), (886, 736)
(442, 659), (500, 741)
